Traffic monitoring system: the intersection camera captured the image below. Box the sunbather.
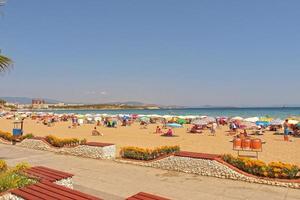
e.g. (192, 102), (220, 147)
(155, 126), (162, 134)
(92, 127), (103, 136)
(162, 128), (173, 137)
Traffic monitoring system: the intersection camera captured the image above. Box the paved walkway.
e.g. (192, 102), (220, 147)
(1, 144), (300, 200)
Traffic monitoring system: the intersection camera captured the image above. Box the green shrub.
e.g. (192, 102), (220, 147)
(80, 138), (87, 145)
(0, 171), (36, 192)
(0, 160), (7, 172)
(222, 154), (300, 179)
(45, 135), (80, 147)
(0, 130), (34, 142)
(13, 162), (30, 173)
(20, 133), (34, 140)
(0, 131), (13, 141)
(121, 145), (180, 161)
(0, 161), (36, 192)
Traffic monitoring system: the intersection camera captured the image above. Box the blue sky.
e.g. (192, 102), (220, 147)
(0, 0), (300, 106)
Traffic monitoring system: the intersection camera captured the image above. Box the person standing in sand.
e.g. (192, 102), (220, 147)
(211, 122), (217, 136)
(283, 119), (290, 141)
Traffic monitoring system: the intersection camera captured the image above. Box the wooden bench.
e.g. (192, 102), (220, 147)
(126, 192), (171, 200)
(25, 166), (73, 182)
(10, 166), (103, 200)
(11, 180), (102, 200)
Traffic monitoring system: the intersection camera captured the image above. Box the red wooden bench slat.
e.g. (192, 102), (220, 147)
(126, 197), (141, 200)
(26, 168), (64, 181)
(41, 181), (102, 200)
(35, 183), (87, 200)
(19, 187), (58, 200)
(36, 166), (73, 177)
(11, 189), (45, 200)
(30, 167), (69, 179)
(85, 142), (114, 147)
(132, 196), (155, 200)
(27, 184), (75, 200)
(25, 170), (56, 182)
(138, 192), (170, 200)
(175, 151), (219, 160)
(127, 192), (171, 200)
(36, 183), (94, 200)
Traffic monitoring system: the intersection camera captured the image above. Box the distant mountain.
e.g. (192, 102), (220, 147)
(0, 97), (62, 104)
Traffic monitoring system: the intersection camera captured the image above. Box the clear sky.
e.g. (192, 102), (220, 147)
(0, 0), (300, 106)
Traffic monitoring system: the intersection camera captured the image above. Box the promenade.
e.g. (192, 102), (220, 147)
(1, 144), (299, 200)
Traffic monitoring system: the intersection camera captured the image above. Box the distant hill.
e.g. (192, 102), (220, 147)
(0, 97), (62, 104)
(106, 101), (151, 106)
(0, 97), (159, 107)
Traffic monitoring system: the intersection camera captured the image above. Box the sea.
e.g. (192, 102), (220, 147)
(37, 107), (300, 119)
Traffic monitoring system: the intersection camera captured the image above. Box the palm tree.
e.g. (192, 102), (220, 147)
(0, 54), (12, 72)
(0, 1), (12, 72)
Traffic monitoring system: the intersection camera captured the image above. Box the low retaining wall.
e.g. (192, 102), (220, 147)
(0, 138), (116, 159)
(116, 152), (300, 189)
(0, 193), (24, 200)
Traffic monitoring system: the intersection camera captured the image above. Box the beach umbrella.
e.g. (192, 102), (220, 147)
(260, 117), (273, 122)
(122, 115), (131, 120)
(166, 123), (182, 128)
(192, 119), (208, 126)
(232, 116), (244, 121)
(177, 118), (187, 125)
(240, 121), (256, 129)
(203, 117), (216, 123)
(255, 121), (270, 127)
(270, 119), (284, 126)
(244, 117), (259, 123)
(139, 116), (150, 122)
(288, 119), (299, 125)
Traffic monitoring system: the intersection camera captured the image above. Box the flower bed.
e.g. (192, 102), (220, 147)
(45, 135), (87, 147)
(120, 146), (180, 161)
(0, 161), (36, 193)
(0, 130), (34, 142)
(222, 154), (300, 179)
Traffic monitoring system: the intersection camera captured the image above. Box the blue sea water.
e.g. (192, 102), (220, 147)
(44, 107), (300, 118)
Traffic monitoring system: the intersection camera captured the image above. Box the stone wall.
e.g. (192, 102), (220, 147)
(55, 177), (73, 189)
(116, 156), (300, 189)
(16, 139), (116, 159)
(0, 193), (24, 200)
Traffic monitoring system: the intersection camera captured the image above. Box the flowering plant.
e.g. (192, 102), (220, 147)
(222, 154), (299, 179)
(121, 145), (180, 161)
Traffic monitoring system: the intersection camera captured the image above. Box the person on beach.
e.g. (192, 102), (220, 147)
(140, 121), (147, 129)
(96, 120), (101, 126)
(92, 127), (103, 136)
(283, 119), (290, 141)
(211, 122), (217, 136)
(189, 125), (202, 134)
(163, 128), (173, 137)
(239, 129), (248, 138)
(155, 126), (162, 134)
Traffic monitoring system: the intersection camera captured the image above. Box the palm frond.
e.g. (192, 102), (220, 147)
(0, 55), (13, 72)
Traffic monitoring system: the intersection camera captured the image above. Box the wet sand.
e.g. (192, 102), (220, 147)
(0, 118), (299, 165)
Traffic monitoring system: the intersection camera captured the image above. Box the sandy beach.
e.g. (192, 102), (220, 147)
(0, 118), (299, 165)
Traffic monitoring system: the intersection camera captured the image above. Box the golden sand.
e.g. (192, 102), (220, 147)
(0, 118), (299, 165)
